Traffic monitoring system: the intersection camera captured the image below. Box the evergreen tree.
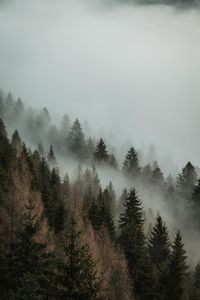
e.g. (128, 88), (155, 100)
(117, 188), (128, 215)
(148, 215), (171, 299)
(177, 162), (197, 200)
(151, 166), (164, 189)
(148, 215), (170, 266)
(94, 138), (108, 163)
(191, 180), (200, 228)
(123, 147), (140, 177)
(168, 231), (188, 300)
(0, 201), (54, 299)
(191, 263), (200, 300)
(11, 130), (22, 154)
(59, 219), (102, 300)
(47, 144), (57, 165)
(89, 190), (115, 240)
(67, 119), (86, 159)
(0, 118), (7, 137)
(118, 188), (146, 296)
(37, 141), (45, 157)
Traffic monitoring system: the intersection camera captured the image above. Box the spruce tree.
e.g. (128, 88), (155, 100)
(148, 215), (170, 266)
(148, 215), (170, 299)
(11, 130), (22, 154)
(177, 162), (197, 200)
(59, 219), (102, 300)
(67, 119), (86, 159)
(191, 263), (200, 300)
(47, 144), (57, 165)
(118, 188), (146, 296)
(123, 147), (140, 177)
(191, 180), (200, 228)
(168, 231), (188, 300)
(94, 138), (108, 163)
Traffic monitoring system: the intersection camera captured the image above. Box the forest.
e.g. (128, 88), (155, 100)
(0, 91), (200, 299)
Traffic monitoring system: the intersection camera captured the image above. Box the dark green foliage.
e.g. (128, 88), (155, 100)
(47, 144), (57, 165)
(88, 189), (115, 240)
(38, 159), (65, 232)
(148, 215), (170, 266)
(11, 130), (22, 154)
(67, 119), (86, 159)
(168, 231), (188, 300)
(123, 147), (140, 177)
(118, 188), (146, 295)
(191, 180), (200, 228)
(151, 166), (164, 188)
(94, 138), (108, 163)
(177, 162), (197, 200)
(58, 219), (102, 300)
(191, 263), (200, 300)
(0, 202), (55, 300)
(138, 253), (156, 300)
(148, 215), (171, 299)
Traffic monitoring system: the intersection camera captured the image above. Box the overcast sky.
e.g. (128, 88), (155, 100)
(1, 0), (200, 167)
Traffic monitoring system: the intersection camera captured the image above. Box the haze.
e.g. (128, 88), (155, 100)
(0, 0), (200, 168)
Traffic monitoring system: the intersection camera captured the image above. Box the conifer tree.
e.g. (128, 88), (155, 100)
(148, 215), (170, 299)
(37, 141), (45, 157)
(177, 162), (197, 199)
(168, 231), (188, 300)
(67, 119), (86, 159)
(118, 188), (146, 296)
(94, 138), (108, 163)
(59, 219), (102, 300)
(11, 130), (22, 154)
(148, 215), (170, 266)
(47, 144), (57, 165)
(123, 147), (140, 177)
(191, 263), (200, 300)
(191, 180), (200, 228)
(0, 118), (7, 137)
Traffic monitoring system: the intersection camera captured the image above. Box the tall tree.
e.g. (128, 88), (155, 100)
(148, 215), (170, 266)
(123, 147), (140, 177)
(67, 119), (86, 159)
(148, 215), (171, 299)
(177, 162), (197, 200)
(191, 263), (200, 300)
(168, 231), (188, 300)
(118, 188), (146, 297)
(11, 130), (22, 154)
(94, 138), (108, 163)
(59, 219), (102, 300)
(47, 144), (57, 165)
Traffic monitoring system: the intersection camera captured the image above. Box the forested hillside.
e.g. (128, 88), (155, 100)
(1, 92), (200, 299)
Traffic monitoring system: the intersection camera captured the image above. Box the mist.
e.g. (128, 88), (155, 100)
(1, 0), (200, 169)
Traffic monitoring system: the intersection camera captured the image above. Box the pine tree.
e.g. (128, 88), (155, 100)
(11, 130), (22, 154)
(94, 138), (108, 163)
(118, 188), (146, 296)
(89, 190), (115, 240)
(47, 144), (57, 165)
(191, 263), (200, 300)
(177, 162), (197, 200)
(123, 147), (140, 177)
(148, 215), (171, 299)
(168, 231), (188, 300)
(0, 201), (54, 299)
(148, 215), (170, 266)
(191, 180), (200, 228)
(67, 119), (86, 159)
(37, 141), (45, 157)
(59, 219), (102, 300)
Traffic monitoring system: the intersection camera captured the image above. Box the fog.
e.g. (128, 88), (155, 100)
(1, 0), (200, 169)
(1, 0), (200, 265)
